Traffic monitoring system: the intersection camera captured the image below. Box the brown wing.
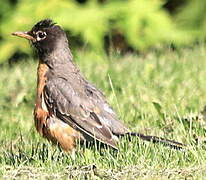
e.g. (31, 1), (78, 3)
(43, 77), (123, 148)
(83, 82), (129, 135)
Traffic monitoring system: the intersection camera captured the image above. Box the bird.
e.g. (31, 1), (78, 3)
(12, 19), (185, 153)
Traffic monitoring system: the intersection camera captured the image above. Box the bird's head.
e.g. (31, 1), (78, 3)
(12, 19), (68, 55)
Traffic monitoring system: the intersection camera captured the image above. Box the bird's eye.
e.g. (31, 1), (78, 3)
(36, 31), (47, 41)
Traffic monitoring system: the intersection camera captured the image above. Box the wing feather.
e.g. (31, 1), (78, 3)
(44, 77), (119, 148)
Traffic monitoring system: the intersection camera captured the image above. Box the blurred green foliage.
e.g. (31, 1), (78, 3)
(176, 0), (206, 39)
(0, 0), (205, 63)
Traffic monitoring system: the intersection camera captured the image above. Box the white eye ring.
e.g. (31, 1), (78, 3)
(36, 31), (47, 41)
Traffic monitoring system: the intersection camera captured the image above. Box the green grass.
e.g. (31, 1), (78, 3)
(1, 46), (206, 179)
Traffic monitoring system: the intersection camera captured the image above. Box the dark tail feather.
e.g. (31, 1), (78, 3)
(122, 132), (186, 150)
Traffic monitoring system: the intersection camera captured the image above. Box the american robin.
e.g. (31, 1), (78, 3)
(12, 19), (185, 152)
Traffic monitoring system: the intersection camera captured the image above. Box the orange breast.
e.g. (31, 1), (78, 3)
(34, 62), (49, 135)
(34, 61), (82, 152)
(43, 116), (83, 152)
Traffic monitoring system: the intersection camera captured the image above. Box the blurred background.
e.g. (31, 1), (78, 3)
(0, 0), (206, 64)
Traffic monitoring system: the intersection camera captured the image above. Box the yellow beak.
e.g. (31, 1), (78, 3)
(12, 31), (36, 41)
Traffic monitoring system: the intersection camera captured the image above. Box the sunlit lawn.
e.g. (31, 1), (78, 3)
(1, 46), (206, 179)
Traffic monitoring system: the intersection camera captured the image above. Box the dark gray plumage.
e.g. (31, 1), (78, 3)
(12, 19), (185, 151)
